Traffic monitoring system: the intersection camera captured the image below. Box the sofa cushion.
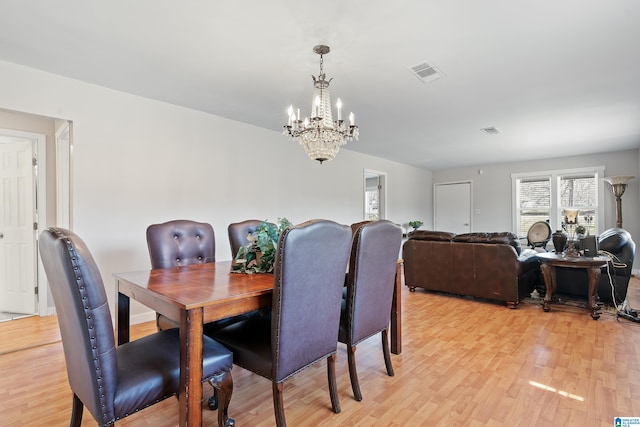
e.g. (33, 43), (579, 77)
(408, 230), (455, 242)
(453, 232), (521, 255)
(488, 232), (522, 255)
(452, 232), (489, 243)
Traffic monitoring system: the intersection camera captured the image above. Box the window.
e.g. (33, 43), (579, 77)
(516, 176), (551, 237)
(559, 174), (598, 235)
(512, 166), (605, 239)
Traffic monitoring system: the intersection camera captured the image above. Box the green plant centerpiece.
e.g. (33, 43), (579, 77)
(231, 217), (293, 274)
(408, 220), (423, 232)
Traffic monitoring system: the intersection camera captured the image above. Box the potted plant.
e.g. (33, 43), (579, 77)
(232, 217), (292, 274)
(408, 220), (423, 232)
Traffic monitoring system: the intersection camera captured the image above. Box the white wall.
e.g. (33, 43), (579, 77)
(433, 150), (640, 270)
(0, 60), (431, 322)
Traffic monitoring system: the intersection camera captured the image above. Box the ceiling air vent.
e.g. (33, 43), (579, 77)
(409, 61), (444, 83)
(480, 127), (500, 135)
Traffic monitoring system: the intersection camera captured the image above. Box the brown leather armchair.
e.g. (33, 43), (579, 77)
(207, 219), (352, 427)
(39, 227), (234, 427)
(339, 220), (402, 401)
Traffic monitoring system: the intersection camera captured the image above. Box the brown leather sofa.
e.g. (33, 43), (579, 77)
(403, 230), (540, 308)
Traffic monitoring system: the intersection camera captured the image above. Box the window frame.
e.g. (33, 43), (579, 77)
(511, 166), (606, 238)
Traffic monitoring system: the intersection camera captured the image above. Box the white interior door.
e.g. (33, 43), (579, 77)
(434, 181), (472, 234)
(0, 139), (36, 314)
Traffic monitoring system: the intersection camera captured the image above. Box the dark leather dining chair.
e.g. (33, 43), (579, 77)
(350, 220), (371, 236)
(39, 227), (234, 427)
(228, 219), (263, 257)
(146, 219), (215, 330)
(226, 218), (274, 318)
(207, 219), (352, 427)
(339, 220), (402, 401)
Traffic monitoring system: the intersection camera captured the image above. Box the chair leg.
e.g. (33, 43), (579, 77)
(209, 371), (235, 427)
(381, 329), (395, 377)
(346, 344), (363, 401)
(155, 313), (163, 332)
(327, 354), (341, 412)
(70, 394), (83, 427)
(207, 392), (218, 410)
(272, 382), (287, 427)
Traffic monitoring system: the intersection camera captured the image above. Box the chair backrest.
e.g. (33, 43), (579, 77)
(271, 219), (351, 382)
(599, 227), (636, 269)
(39, 228), (117, 425)
(146, 220), (215, 269)
(228, 219), (264, 258)
(344, 220), (403, 345)
(350, 220), (371, 236)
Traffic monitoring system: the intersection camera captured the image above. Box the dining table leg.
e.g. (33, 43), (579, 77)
(116, 287), (130, 345)
(179, 307), (204, 426)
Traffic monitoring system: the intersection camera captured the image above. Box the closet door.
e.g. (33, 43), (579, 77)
(434, 181), (471, 234)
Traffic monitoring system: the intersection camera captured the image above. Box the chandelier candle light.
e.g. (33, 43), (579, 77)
(283, 45), (359, 163)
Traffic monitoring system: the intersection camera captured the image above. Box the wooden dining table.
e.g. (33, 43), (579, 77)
(114, 260), (403, 426)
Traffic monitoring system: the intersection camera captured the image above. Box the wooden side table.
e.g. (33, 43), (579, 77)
(536, 252), (609, 320)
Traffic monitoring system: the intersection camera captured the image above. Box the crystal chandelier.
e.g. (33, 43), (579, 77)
(283, 45), (359, 164)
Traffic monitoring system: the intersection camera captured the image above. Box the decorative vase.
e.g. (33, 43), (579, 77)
(552, 230), (567, 254)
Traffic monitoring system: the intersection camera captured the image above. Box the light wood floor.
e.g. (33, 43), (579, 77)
(2, 277), (640, 426)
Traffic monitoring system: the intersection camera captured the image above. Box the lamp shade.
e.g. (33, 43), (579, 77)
(602, 176), (635, 186)
(563, 208), (579, 225)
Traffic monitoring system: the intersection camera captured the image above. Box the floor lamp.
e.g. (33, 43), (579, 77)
(602, 176), (635, 228)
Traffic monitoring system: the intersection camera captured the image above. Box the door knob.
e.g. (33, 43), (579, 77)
(0, 233), (3, 238)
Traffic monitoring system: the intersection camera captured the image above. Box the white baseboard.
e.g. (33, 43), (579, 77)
(131, 311), (156, 325)
(633, 269), (640, 277)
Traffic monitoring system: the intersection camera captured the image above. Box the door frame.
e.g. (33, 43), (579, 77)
(0, 128), (49, 316)
(55, 121), (72, 230)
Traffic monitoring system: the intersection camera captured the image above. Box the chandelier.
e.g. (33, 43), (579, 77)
(283, 45), (359, 164)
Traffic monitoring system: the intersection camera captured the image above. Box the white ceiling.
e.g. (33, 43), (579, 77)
(1, 0), (639, 170)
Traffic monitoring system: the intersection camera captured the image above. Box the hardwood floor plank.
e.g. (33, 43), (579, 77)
(1, 276), (640, 425)
(0, 315), (61, 355)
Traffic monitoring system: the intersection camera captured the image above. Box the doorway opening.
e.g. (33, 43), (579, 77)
(364, 169), (387, 220)
(0, 112), (72, 320)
